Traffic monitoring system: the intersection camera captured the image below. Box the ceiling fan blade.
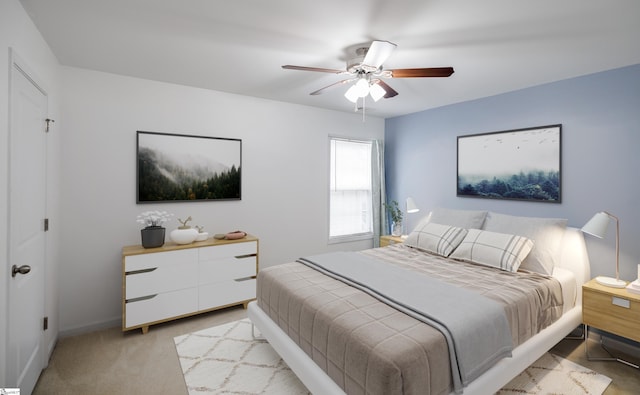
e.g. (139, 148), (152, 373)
(310, 78), (356, 95)
(389, 67), (454, 78)
(282, 65), (345, 74)
(362, 40), (397, 69)
(373, 79), (399, 98)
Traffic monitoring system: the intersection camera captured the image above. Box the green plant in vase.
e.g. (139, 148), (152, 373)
(384, 200), (403, 236)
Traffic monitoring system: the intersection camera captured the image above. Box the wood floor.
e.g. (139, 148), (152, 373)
(33, 305), (640, 394)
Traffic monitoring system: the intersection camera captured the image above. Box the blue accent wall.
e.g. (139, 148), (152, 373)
(385, 64), (640, 281)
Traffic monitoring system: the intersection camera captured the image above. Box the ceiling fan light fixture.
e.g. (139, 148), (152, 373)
(369, 83), (386, 102)
(344, 85), (360, 103)
(283, 40), (454, 103)
(354, 78), (370, 97)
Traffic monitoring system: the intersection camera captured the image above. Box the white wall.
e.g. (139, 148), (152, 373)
(0, 0), (62, 384)
(59, 67), (384, 334)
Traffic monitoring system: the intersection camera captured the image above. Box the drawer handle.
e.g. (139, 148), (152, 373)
(126, 267), (157, 275)
(612, 296), (630, 308)
(235, 253), (257, 259)
(126, 294), (158, 303)
(234, 276), (256, 282)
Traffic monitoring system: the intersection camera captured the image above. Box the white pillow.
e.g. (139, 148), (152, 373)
(405, 222), (468, 257)
(482, 212), (567, 275)
(413, 208), (488, 231)
(450, 229), (534, 272)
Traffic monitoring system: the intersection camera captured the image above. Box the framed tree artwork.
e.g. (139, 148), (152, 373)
(457, 125), (561, 203)
(137, 131), (241, 203)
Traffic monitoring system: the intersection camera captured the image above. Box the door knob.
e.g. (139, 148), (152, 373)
(11, 264), (31, 278)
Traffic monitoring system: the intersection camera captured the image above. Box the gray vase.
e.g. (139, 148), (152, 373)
(141, 226), (165, 248)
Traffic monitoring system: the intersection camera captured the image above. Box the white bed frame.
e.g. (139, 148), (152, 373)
(248, 227), (591, 395)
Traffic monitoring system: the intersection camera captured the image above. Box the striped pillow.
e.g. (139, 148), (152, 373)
(449, 229), (534, 272)
(405, 222), (468, 257)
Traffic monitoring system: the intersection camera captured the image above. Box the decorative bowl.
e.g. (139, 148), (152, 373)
(170, 228), (198, 245)
(195, 232), (209, 241)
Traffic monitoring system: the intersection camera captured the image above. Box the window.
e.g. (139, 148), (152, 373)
(329, 137), (373, 241)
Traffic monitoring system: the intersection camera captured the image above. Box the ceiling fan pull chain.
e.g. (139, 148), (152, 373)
(362, 96), (366, 122)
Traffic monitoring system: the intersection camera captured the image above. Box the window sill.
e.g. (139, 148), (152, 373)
(328, 233), (373, 245)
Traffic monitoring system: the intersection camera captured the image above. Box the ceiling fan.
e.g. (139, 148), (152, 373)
(282, 40), (454, 104)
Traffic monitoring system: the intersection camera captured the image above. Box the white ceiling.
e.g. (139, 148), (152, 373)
(20, 0), (640, 118)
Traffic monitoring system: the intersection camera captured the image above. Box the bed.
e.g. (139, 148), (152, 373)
(248, 210), (591, 394)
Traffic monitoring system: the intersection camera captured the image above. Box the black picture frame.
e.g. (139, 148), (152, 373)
(137, 131), (241, 203)
(457, 125), (561, 203)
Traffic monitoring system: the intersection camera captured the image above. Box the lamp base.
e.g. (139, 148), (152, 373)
(595, 276), (627, 288)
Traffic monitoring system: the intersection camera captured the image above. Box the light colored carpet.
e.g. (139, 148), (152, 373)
(174, 319), (611, 395)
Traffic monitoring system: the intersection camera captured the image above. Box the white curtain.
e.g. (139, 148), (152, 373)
(371, 140), (386, 247)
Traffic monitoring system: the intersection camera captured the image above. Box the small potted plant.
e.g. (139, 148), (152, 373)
(383, 200), (403, 236)
(137, 210), (173, 248)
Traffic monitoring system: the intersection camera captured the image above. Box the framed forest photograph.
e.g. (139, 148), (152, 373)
(137, 131), (241, 203)
(457, 125), (561, 203)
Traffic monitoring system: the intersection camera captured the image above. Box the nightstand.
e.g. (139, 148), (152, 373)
(582, 278), (640, 368)
(380, 235), (405, 247)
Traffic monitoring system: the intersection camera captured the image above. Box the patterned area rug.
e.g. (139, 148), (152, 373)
(174, 319), (308, 394)
(174, 319), (611, 395)
(498, 352), (612, 394)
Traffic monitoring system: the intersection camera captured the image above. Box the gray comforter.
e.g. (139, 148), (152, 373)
(298, 251), (512, 393)
(257, 244), (563, 394)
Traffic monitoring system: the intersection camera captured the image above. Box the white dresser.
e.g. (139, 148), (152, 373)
(122, 234), (258, 333)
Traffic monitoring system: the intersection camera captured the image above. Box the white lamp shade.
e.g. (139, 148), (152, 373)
(581, 211), (611, 238)
(369, 83), (386, 102)
(406, 197), (420, 213)
(344, 85), (360, 103)
(354, 78), (369, 97)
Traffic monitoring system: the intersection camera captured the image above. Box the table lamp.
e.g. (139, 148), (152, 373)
(581, 211), (626, 288)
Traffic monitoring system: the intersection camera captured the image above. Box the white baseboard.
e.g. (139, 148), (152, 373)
(58, 317), (121, 338)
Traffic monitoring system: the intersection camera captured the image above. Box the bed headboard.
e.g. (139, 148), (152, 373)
(557, 227), (591, 303)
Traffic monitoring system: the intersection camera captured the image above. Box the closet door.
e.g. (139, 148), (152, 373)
(7, 51), (48, 394)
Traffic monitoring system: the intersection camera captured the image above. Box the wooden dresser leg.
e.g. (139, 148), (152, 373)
(141, 326), (149, 334)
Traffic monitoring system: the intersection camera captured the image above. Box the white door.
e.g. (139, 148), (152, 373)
(7, 53), (48, 394)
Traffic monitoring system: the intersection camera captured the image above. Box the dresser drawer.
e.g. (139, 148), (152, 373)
(125, 248), (198, 271)
(198, 277), (256, 311)
(583, 287), (640, 342)
(125, 287), (198, 328)
(199, 241), (257, 261)
(199, 255), (256, 284)
(125, 259), (198, 299)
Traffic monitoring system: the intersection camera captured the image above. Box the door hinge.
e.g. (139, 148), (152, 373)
(44, 218), (49, 231)
(45, 118), (55, 133)
(43, 316), (49, 331)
